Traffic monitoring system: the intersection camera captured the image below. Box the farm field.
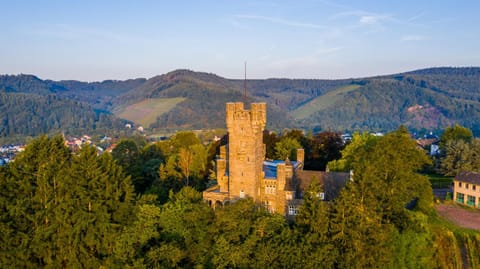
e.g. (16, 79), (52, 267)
(292, 84), (361, 119)
(116, 97), (185, 127)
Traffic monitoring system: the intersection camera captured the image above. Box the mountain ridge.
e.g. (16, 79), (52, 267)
(1, 66), (480, 141)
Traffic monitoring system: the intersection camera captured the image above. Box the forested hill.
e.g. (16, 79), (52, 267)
(1, 67), (480, 141)
(0, 75), (145, 141)
(0, 74), (146, 110)
(112, 67), (480, 133)
(0, 92), (127, 141)
(112, 69), (292, 130)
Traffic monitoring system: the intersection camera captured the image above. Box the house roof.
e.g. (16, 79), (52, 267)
(416, 138), (439, 148)
(294, 170), (350, 200)
(455, 171), (480, 185)
(263, 160), (300, 179)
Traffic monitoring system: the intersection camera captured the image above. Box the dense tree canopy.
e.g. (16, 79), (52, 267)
(441, 138), (480, 176)
(1, 131), (480, 268)
(327, 132), (379, 172)
(274, 136), (301, 161)
(304, 131), (344, 170)
(440, 124), (473, 150)
(0, 135), (135, 268)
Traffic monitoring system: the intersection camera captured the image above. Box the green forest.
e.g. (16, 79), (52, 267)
(0, 92), (128, 141)
(2, 67), (480, 142)
(1, 126), (480, 268)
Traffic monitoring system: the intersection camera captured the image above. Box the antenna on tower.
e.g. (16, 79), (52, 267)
(243, 61), (247, 102)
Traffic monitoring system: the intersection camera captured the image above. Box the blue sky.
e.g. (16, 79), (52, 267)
(1, 0), (479, 81)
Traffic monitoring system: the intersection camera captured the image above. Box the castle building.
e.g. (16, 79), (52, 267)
(203, 102), (349, 216)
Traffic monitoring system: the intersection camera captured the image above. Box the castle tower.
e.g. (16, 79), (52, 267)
(226, 102), (266, 200)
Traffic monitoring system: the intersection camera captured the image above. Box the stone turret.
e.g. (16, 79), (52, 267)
(216, 146), (228, 192)
(296, 148), (305, 165)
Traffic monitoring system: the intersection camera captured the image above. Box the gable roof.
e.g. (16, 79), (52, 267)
(294, 170), (350, 200)
(456, 171), (480, 185)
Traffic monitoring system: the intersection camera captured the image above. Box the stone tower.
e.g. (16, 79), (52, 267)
(225, 102), (266, 200)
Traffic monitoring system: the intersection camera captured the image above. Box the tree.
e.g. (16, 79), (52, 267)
(210, 199), (265, 268)
(0, 136), (135, 268)
(282, 129), (312, 156)
(171, 131), (201, 150)
(327, 132), (379, 172)
(274, 137), (301, 160)
(114, 187), (213, 268)
(112, 203), (163, 268)
(305, 131), (344, 170)
(111, 139), (143, 189)
(347, 126), (433, 228)
(330, 188), (395, 268)
(53, 146), (135, 268)
(294, 180), (337, 268)
(439, 124), (473, 150)
(178, 147), (194, 186)
(263, 130), (279, 159)
(112, 140), (164, 194)
(0, 135), (71, 268)
(158, 187), (213, 267)
(156, 155), (183, 203)
(441, 138), (480, 176)
(189, 144), (208, 182)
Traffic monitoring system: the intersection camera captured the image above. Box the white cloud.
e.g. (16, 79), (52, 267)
(360, 15), (379, 25)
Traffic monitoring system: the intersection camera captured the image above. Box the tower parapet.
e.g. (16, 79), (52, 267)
(250, 103), (267, 131)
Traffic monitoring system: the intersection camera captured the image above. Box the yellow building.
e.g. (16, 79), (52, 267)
(453, 171), (480, 208)
(203, 102), (349, 216)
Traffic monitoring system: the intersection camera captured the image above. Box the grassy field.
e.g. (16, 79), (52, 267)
(292, 84), (361, 119)
(116, 97), (186, 127)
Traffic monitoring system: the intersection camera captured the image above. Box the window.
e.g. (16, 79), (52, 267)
(288, 205), (298, 215)
(474, 185), (477, 191)
(466, 184), (469, 189)
(264, 200), (274, 213)
(467, 195), (476, 207)
(459, 182), (462, 188)
(240, 190), (245, 198)
(456, 192), (465, 204)
(265, 184), (276, 194)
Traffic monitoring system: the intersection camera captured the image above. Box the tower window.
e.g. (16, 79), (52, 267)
(265, 184), (276, 194)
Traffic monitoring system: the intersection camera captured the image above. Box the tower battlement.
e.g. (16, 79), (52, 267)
(226, 102), (266, 131)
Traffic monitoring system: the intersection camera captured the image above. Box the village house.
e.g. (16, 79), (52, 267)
(416, 132), (440, 156)
(453, 171), (480, 208)
(203, 102), (349, 217)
